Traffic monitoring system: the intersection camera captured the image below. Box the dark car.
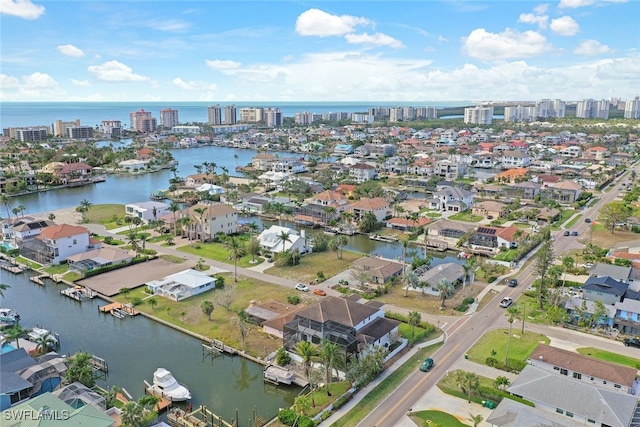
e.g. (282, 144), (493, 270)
(563, 230), (570, 236)
(624, 338), (640, 348)
(508, 279), (518, 287)
(420, 357), (434, 372)
(571, 231), (578, 236)
(585, 218), (591, 223)
(338, 279), (349, 286)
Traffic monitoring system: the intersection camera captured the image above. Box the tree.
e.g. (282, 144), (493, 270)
(201, 300), (214, 320)
(193, 207), (207, 242)
(66, 352), (96, 387)
(213, 282), (237, 311)
(33, 332), (57, 354)
(278, 230), (292, 253)
(408, 311), (421, 337)
(147, 297), (158, 310)
(231, 310), (250, 352)
(0, 194), (12, 219)
(504, 305), (520, 365)
(494, 376), (511, 391)
(180, 216), (194, 246)
(403, 269), (419, 297)
(295, 341), (319, 379)
(468, 413), (483, 427)
(104, 385), (123, 409)
(335, 235), (348, 259)
(5, 324), (25, 348)
(224, 236), (243, 282)
(599, 201), (631, 233)
(318, 340), (345, 396)
(48, 213), (56, 221)
(119, 287), (131, 299)
(0, 283), (10, 302)
(461, 262), (473, 296)
(435, 278), (455, 308)
(358, 211), (378, 233)
(120, 395), (160, 427)
(247, 236), (261, 263)
(455, 371), (480, 403)
(533, 240), (555, 309)
(168, 202), (181, 236)
(79, 199), (93, 222)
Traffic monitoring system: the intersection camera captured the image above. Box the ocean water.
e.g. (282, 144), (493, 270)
(0, 101), (471, 129)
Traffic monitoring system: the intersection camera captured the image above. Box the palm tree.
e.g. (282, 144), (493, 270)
(193, 207), (207, 242)
(278, 230), (292, 253)
(295, 340), (319, 379)
(435, 278), (455, 308)
(147, 298), (158, 310)
(318, 340), (344, 396)
(231, 310), (250, 352)
(468, 413), (483, 427)
(168, 202), (180, 236)
(322, 206), (336, 224)
(34, 332), (57, 353)
(505, 305), (520, 365)
(247, 221), (259, 235)
(408, 311), (421, 337)
(494, 376), (511, 391)
(201, 300), (214, 320)
(461, 262), (473, 296)
(460, 371), (480, 403)
(224, 236), (243, 282)
(0, 283), (10, 302)
(180, 216), (193, 245)
(335, 235), (348, 259)
(0, 194), (13, 219)
(126, 231), (140, 254)
(17, 204), (25, 217)
(403, 269), (419, 297)
(341, 211), (353, 225)
(5, 325), (25, 348)
(79, 199), (92, 222)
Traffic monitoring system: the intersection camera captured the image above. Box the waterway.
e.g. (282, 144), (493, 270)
(0, 271), (298, 424)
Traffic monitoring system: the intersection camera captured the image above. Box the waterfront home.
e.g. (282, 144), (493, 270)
(184, 173), (216, 187)
(19, 224), (100, 265)
(471, 200), (508, 219)
(351, 257), (404, 284)
(349, 163), (378, 183)
(333, 144), (354, 155)
(181, 203), (238, 242)
(1, 217), (54, 241)
(494, 168), (529, 184)
(125, 201), (170, 224)
(503, 181), (541, 199)
(385, 216), (431, 232)
(424, 219), (476, 242)
(305, 190), (350, 211)
(117, 158), (149, 171)
(282, 296), (400, 360)
(54, 162), (93, 183)
(257, 225), (309, 255)
(427, 187), (474, 213)
(146, 269), (217, 301)
(348, 197), (390, 223)
(433, 159), (467, 180)
(468, 225), (521, 253)
(542, 180), (583, 204)
(67, 247), (133, 274)
(416, 262), (464, 289)
(251, 153), (278, 171)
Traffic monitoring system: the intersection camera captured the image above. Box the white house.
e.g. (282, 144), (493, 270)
(257, 225), (309, 255)
(125, 201), (170, 224)
(20, 224), (100, 265)
(146, 269), (217, 301)
(117, 159), (149, 171)
(196, 183), (226, 195)
(2, 217), (54, 240)
(348, 198), (390, 222)
(182, 203), (238, 241)
(348, 163), (378, 183)
(429, 187), (474, 212)
(500, 150), (531, 169)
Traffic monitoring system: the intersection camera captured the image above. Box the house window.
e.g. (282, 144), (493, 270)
(553, 366), (560, 370)
(587, 419), (596, 424)
(73, 239), (77, 244)
(573, 372), (581, 379)
(556, 408), (564, 414)
(566, 412), (573, 418)
(614, 384), (621, 389)
(560, 369), (568, 375)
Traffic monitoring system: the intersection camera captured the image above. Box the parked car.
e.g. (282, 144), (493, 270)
(508, 279), (518, 287)
(338, 279), (349, 286)
(295, 283), (309, 292)
(571, 231), (578, 236)
(420, 357), (434, 372)
(585, 218), (591, 223)
(313, 289), (326, 296)
(563, 230), (570, 236)
(499, 297), (513, 308)
(624, 338), (640, 348)
(582, 262), (594, 269)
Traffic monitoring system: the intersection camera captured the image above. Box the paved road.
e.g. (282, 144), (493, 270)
(356, 166), (635, 427)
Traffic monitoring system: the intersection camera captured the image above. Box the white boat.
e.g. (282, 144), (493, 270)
(263, 365), (295, 385)
(0, 308), (20, 326)
(27, 327), (59, 346)
(149, 368), (191, 401)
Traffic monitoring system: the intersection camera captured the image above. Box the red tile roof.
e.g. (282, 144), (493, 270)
(40, 224), (89, 239)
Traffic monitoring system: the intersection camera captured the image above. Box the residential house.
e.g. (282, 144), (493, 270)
(257, 225), (309, 255)
(424, 219), (476, 244)
(251, 153), (277, 171)
(146, 269), (217, 301)
(54, 162), (93, 182)
(469, 225), (522, 252)
(613, 291), (640, 335)
(588, 263), (632, 283)
(349, 163), (378, 183)
(117, 159), (149, 171)
(543, 180), (582, 204)
(500, 150), (531, 169)
(67, 247), (133, 274)
(527, 344), (638, 394)
(333, 144), (354, 155)
(385, 216), (431, 232)
(271, 158), (307, 174)
(305, 190), (350, 212)
(433, 159), (467, 180)
(503, 181), (541, 199)
(19, 224), (100, 265)
(585, 146), (610, 160)
(351, 257), (404, 284)
(348, 198), (390, 223)
(487, 400), (586, 427)
(559, 145), (582, 157)
(494, 168), (529, 184)
(282, 296), (400, 359)
(125, 201), (170, 224)
(184, 173), (216, 187)
(472, 201), (508, 219)
(415, 262), (465, 293)
(507, 365), (638, 427)
(1, 217), (54, 241)
(582, 276), (628, 305)
(181, 203), (238, 241)
(427, 187), (474, 213)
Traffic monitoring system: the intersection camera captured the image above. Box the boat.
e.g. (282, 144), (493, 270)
(0, 308), (20, 327)
(369, 234), (399, 243)
(263, 365), (295, 385)
(27, 327), (59, 347)
(148, 368), (191, 401)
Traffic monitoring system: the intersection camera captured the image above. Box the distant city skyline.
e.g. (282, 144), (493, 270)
(1, 0), (639, 102)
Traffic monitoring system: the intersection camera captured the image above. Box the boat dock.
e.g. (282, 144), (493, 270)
(99, 302), (139, 318)
(60, 286), (96, 301)
(369, 234), (399, 243)
(143, 380), (173, 412)
(167, 405), (267, 427)
(1, 263), (26, 274)
(30, 274), (49, 285)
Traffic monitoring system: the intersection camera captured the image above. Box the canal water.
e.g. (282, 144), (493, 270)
(0, 271), (298, 424)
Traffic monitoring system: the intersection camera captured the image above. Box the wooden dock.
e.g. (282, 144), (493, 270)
(30, 274), (48, 285)
(99, 302), (139, 317)
(60, 286), (96, 301)
(143, 380), (174, 413)
(167, 405), (244, 427)
(1, 264), (26, 274)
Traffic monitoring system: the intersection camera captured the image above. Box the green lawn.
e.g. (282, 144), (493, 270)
(147, 234), (173, 243)
(15, 256), (42, 269)
(265, 250), (363, 283)
(85, 204), (125, 229)
(466, 329), (549, 366)
(398, 322), (440, 346)
(43, 264), (69, 275)
(551, 210), (576, 230)
(494, 249), (518, 262)
(577, 347), (640, 369)
(411, 410), (469, 427)
(424, 212), (442, 218)
(296, 381), (351, 418)
(565, 214), (582, 228)
(178, 241), (264, 268)
(448, 211), (483, 223)
(332, 344), (443, 427)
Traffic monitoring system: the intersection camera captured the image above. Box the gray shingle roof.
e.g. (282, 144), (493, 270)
(293, 296), (379, 327)
(486, 400), (585, 427)
(583, 276), (628, 296)
(589, 263), (632, 281)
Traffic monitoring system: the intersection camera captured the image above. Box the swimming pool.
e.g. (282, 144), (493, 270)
(0, 241), (15, 251)
(1, 343), (16, 354)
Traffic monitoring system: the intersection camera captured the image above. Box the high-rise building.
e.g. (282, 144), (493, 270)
(415, 107), (438, 119)
(265, 108), (283, 127)
(576, 99), (609, 119)
(16, 127), (49, 141)
(464, 106), (493, 124)
(52, 119), (81, 137)
(225, 105), (237, 125)
(295, 111), (315, 125)
(208, 104), (222, 125)
(130, 109), (157, 132)
(159, 108), (179, 128)
(389, 108), (403, 122)
(624, 96), (640, 119)
(68, 126), (94, 139)
(239, 107), (264, 123)
(551, 99), (566, 118)
(504, 105), (536, 122)
(101, 120), (122, 137)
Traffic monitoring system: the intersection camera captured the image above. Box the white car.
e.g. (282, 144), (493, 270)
(499, 297), (513, 308)
(295, 283), (309, 292)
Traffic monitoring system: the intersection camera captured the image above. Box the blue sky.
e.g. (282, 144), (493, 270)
(1, 0), (638, 102)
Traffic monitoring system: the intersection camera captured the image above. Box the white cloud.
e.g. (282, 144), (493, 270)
(0, 0), (45, 20)
(534, 4), (549, 14)
(573, 39), (613, 56)
(57, 44), (84, 57)
(171, 77), (218, 91)
(550, 16), (579, 36)
(145, 19), (190, 32)
(438, 35), (448, 43)
(344, 32), (404, 49)
(518, 13), (548, 29)
(295, 8), (369, 37)
(70, 78), (91, 87)
(0, 71), (65, 101)
(0, 74), (20, 89)
(462, 28), (552, 60)
(87, 60), (149, 82)
(205, 59), (242, 71)
(559, 0), (627, 7)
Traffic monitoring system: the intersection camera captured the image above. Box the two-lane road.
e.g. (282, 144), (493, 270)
(357, 166), (637, 427)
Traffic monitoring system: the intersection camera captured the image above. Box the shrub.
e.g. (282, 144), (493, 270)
(463, 297), (475, 305)
(287, 295), (301, 305)
(485, 357), (499, 367)
(214, 274), (225, 289)
(278, 409), (296, 426)
(297, 416), (314, 427)
(276, 347), (291, 366)
(130, 297), (143, 306)
(505, 358), (526, 373)
(332, 390), (353, 410)
(104, 236), (113, 244)
(487, 276), (497, 283)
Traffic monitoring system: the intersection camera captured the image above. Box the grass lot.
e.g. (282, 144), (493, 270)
(296, 381), (351, 418)
(590, 228), (639, 249)
(550, 209), (575, 230)
(378, 284), (482, 316)
(410, 410), (469, 427)
(265, 251), (363, 283)
(466, 329), (549, 366)
(398, 322), (441, 346)
(111, 273), (319, 357)
(565, 214), (582, 228)
(63, 272), (82, 282)
(494, 249), (518, 262)
(423, 212), (442, 218)
(448, 211), (483, 223)
(15, 256), (42, 269)
(147, 234), (173, 243)
(178, 241), (264, 268)
(159, 254), (187, 263)
(85, 204), (125, 229)
(577, 347), (640, 369)
(43, 264), (69, 275)
(332, 344), (443, 427)
(95, 235), (126, 245)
